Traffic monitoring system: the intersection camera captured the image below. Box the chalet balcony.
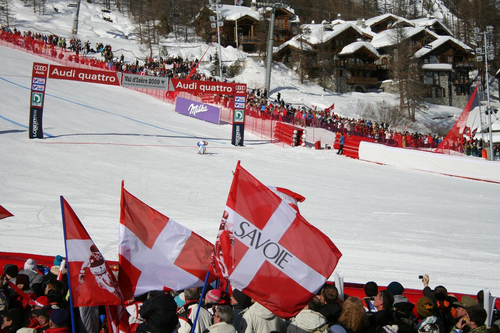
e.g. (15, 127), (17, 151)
(453, 78), (472, 85)
(453, 61), (476, 69)
(346, 63), (377, 70)
(346, 77), (378, 84)
(239, 36), (259, 44)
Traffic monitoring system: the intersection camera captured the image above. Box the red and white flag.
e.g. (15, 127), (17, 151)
(267, 186), (305, 212)
(119, 183), (214, 300)
(0, 205), (13, 220)
(61, 197), (123, 306)
(106, 305), (130, 333)
(211, 162), (342, 319)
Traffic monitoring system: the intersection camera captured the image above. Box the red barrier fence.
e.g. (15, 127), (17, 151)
(275, 122), (306, 147)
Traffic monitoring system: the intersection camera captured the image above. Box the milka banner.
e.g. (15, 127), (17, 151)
(175, 97), (221, 125)
(120, 73), (169, 90)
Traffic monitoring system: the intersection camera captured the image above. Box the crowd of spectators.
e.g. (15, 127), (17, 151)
(1, 258), (499, 333)
(1, 26), (494, 158)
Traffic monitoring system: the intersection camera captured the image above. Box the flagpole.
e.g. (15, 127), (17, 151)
(60, 196), (78, 333)
(190, 270), (211, 333)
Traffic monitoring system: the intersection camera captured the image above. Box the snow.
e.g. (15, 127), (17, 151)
(1, 0), (500, 298)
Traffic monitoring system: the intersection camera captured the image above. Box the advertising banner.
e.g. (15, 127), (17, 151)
(175, 97), (221, 125)
(171, 79), (235, 95)
(232, 83), (247, 145)
(121, 73), (169, 90)
(48, 65), (120, 86)
(231, 123), (245, 146)
(29, 62), (49, 139)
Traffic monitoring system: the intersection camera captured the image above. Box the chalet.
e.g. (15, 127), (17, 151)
(335, 40), (380, 92)
(194, 4), (261, 53)
(193, 3), (299, 53)
(413, 36), (476, 107)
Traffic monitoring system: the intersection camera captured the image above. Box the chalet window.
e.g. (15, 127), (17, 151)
(424, 72), (439, 85)
(432, 87), (445, 98)
(423, 55), (439, 64)
(446, 56), (453, 63)
(456, 86), (467, 96)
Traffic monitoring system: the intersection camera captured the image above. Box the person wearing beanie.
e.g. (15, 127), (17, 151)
(19, 258), (44, 293)
(387, 281), (410, 305)
(416, 297), (443, 333)
(45, 308), (70, 333)
(4, 264), (19, 280)
(231, 289), (252, 330)
(135, 291), (179, 333)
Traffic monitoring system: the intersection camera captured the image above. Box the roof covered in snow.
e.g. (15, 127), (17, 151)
(414, 36), (473, 58)
(339, 40), (380, 57)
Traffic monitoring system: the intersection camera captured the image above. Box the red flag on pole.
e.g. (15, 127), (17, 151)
(106, 305), (130, 333)
(267, 186), (305, 212)
(61, 197), (123, 306)
(118, 183), (214, 300)
(211, 162), (342, 319)
(0, 205), (13, 220)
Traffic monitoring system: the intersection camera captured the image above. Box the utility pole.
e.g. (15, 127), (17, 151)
(258, 1), (284, 97)
(475, 26), (495, 160)
(71, 0), (82, 36)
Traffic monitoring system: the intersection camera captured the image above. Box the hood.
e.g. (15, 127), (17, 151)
(292, 310), (327, 330)
(249, 302), (277, 320)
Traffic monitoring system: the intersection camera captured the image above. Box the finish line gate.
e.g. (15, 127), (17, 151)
(29, 62), (246, 146)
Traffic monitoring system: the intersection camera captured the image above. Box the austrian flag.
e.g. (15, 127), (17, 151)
(211, 162), (342, 319)
(119, 183), (214, 300)
(60, 197), (123, 307)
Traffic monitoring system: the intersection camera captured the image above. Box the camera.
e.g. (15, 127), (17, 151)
(419, 275), (424, 279)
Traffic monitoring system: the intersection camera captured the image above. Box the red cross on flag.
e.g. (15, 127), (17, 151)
(61, 197), (124, 306)
(119, 183), (214, 300)
(211, 162), (342, 319)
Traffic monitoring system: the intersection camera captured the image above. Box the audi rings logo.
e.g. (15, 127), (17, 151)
(235, 84), (246, 92)
(34, 65), (47, 71)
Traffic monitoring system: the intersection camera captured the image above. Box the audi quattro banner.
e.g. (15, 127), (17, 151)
(48, 65), (120, 86)
(171, 79), (235, 95)
(29, 63), (49, 139)
(121, 73), (169, 90)
(175, 97), (221, 124)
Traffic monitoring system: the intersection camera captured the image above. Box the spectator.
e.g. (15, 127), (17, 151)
(319, 285), (342, 326)
(45, 309), (70, 333)
(230, 289), (252, 331)
(421, 275), (456, 332)
(415, 297), (442, 333)
(239, 301), (286, 333)
(204, 305), (236, 333)
(363, 282), (378, 313)
(451, 305), (488, 333)
(368, 290), (394, 330)
(135, 291), (178, 333)
(18, 259), (43, 295)
(1, 308), (23, 333)
(387, 281), (410, 305)
(177, 288), (212, 333)
(337, 297), (369, 333)
(287, 296), (328, 333)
